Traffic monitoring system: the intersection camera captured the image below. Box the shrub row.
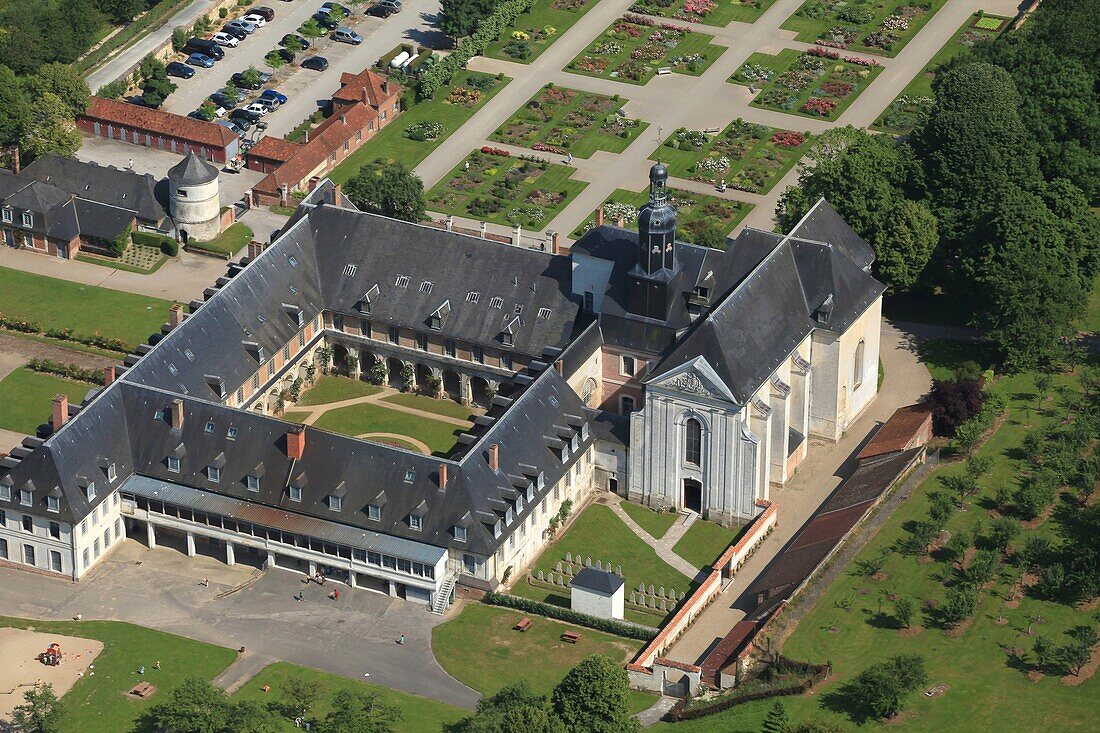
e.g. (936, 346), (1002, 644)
(0, 313), (130, 352)
(953, 390), (1007, 454)
(132, 230), (179, 256)
(483, 591), (657, 641)
(417, 0), (533, 100)
(27, 358), (104, 385)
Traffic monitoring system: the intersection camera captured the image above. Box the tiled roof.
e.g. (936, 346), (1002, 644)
(82, 97), (237, 150)
(858, 403), (932, 461)
(333, 67), (394, 106)
(248, 136), (300, 163)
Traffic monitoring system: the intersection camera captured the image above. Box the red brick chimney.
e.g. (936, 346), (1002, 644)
(595, 207), (604, 227)
(52, 394), (69, 430)
(488, 443), (500, 472)
(287, 425), (306, 460)
(438, 463), (448, 491)
(170, 398), (184, 429)
(11, 147), (20, 175)
(169, 303), (184, 329)
(103, 366), (115, 387)
(551, 231), (561, 255)
(333, 183), (343, 207)
(554, 359), (564, 376)
(247, 241), (264, 260)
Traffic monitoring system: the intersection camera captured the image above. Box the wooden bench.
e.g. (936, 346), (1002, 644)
(703, 127), (720, 134)
(657, 67), (672, 75)
(514, 617), (533, 632)
(561, 632), (581, 644)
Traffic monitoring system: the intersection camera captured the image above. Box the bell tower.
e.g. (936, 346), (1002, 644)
(627, 163), (681, 320)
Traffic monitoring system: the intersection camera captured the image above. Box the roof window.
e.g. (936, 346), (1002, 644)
(538, 307), (551, 320)
(343, 264), (357, 277)
(490, 297), (503, 309)
(395, 275), (410, 288)
(419, 281), (433, 294)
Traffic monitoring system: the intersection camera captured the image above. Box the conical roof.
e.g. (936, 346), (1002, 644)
(167, 151), (219, 187)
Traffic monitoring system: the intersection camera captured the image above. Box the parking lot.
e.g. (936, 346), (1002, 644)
(162, 0), (445, 140)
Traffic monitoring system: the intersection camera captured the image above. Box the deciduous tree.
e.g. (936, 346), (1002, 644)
(551, 655), (639, 733)
(10, 683), (63, 733)
(847, 655), (928, 720)
(346, 162), (426, 223)
(21, 92), (82, 161)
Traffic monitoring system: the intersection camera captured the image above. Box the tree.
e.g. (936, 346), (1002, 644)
(1034, 372), (1054, 414)
(1013, 468), (1058, 520)
(265, 50), (287, 70)
(284, 35), (305, 53)
(319, 689), (399, 733)
(1060, 626), (1098, 677)
(10, 684), (63, 733)
(22, 92), (81, 161)
(172, 27), (190, 51)
(137, 54), (176, 108)
(967, 549), (1000, 587)
(234, 700), (281, 733)
(894, 596), (915, 629)
(439, 0), (497, 38)
(454, 681), (564, 733)
(988, 517), (1019, 553)
(282, 674), (322, 719)
(761, 700), (790, 733)
(240, 66), (264, 88)
(1033, 634), (1057, 673)
(97, 0), (146, 23)
(848, 655), (928, 720)
(941, 584), (978, 625)
(0, 64), (30, 145)
(928, 378), (984, 436)
(25, 63), (91, 118)
(345, 162), (426, 223)
(551, 655), (639, 733)
(146, 677), (233, 733)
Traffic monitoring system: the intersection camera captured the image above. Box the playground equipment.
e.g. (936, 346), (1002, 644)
(38, 643), (61, 667)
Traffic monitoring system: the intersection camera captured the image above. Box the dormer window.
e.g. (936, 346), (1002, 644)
(505, 507), (513, 524)
(493, 520), (502, 538)
(204, 420), (215, 433)
(47, 496), (60, 513)
(206, 466), (220, 483)
(395, 275), (409, 288)
(454, 525), (467, 542)
(404, 469), (415, 482)
(538, 308), (551, 320)
(490, 297), (503, 309)
(409, 514), (423, 531)
(246, 475), (260, 492)
(327, 495), (342, 511)
(0, 484), (10, 501)
(343, 263), (357, 277)
(106, 463), (117, 482)
(367, 503), (381, 520)
(1, 208), (10, 223)
(502, 332), (513, 347)
(21, 212), (32, 227)
(167, 456), (181, 473)
(526, 485), (534, 502)
(419, 281), (433, 294)
(84, 483), (96, 501)
(19, 489), (31, 506)
(227, 427), (238, 440)
(516, 495), (524, 512)
(289, 485), (302, 502)
(536, 472), (545, 490)
(466, 291), (480, 304)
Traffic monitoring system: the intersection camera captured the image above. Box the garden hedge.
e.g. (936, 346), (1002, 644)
(483, 591), (657, 641)
(132, 231), (179, 256)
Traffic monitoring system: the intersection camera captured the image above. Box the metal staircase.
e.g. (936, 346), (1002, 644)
(431, 573), (458, 614)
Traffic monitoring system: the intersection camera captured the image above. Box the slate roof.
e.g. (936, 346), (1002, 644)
(572, 567), (624, 594)
(167, 152), (219, 187)
(788, 198), (875, 271)
(22, 155), (167, 226)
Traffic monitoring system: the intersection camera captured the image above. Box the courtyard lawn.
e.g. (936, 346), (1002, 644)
(739, 49), (884, 120)
(0, 617), (236, 733)
(433, 603), (655, 714)
(0, 266), (173, 351)
(484, 0), (599, 64)
(281, 410), (311, 424)
(330, 71), (509, 184)
(780, 0), (950, 57)
(189, 222), (253, 258)
(566, 16), (724, 85)
(0, 367), (95, 434)
(426, 149), (587, 229)
(571, 187), (752, 247)
(296, 375), (381, 406)
(619, 500), (679, 540)
(671, 518), (743, 569)
(660, 119), (811, 192)
(76, 242), (168, 275)
(311, 402), (465, 456)
(230, 662), (465, 732)
(490, 86), (649, 158)
(380, 392), (475, 421)
(874, 13), (1009, 134)
(629, 0), (777, 26)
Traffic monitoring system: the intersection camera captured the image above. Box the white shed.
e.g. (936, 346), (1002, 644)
(571, 568), (625, 620)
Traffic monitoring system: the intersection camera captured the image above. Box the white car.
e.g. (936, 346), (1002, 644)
(244, 102), (270, 116)
(212, 105), (228, 118)
(242, 13), (267, 26)
(212, 32), (240, 47)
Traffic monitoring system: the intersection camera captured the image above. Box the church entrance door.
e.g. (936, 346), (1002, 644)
(683, 479), (702, 514)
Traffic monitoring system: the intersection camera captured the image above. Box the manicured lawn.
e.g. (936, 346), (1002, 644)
(330, 71), (509, 184)
(571, 186), (752, 247)
(433, 603), (655, 715)
(874, 13), (1009, 134)
(76, 243), (167, 274)
(0, 617), (237, 733)
(282, 410), (311, 424)
(311, 402), (465, 456)
(0, 266), (174, 350)
(660, 119), (811, 192)
(190, 222), (253, 257)
(296, 375), (381, 406)
(566, 16), (724, 85)
(738, 50), (884, 120)
(484, 0), (599, 64)
(1083, 272), (1100, 333)
(230, 661), (465, 732)
(489, 85), (649, 158)
(0, 367), (95, 434)
(780, 0), (949, 57)
(671, 519), (743, 569)
(629, 0), (777, 26)
(426, 149), (587, 229)
(619, 500), (679, 540)
(381, 392), (475, 421)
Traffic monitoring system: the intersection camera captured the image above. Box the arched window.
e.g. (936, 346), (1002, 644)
(581, 378), (596, 406)
(685, 418), (701, 466)
(853, 339), (865, 389)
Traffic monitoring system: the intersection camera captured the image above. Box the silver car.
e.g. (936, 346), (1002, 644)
(332, 27), (363, 44)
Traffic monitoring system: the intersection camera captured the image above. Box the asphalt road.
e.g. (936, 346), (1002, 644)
(162, 0), (445, 140)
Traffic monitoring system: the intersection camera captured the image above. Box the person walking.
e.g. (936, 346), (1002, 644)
(296, 589), (304, 602)
(397, 634), (405, 645)
(203, 577), (210, 587)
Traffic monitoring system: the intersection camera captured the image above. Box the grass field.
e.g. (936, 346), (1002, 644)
(489, 86), (648, 158)
(0, 368), (95, 434)
(380, 392), (475, 421)
(230, 662), (465, 732)
(780, 0), (950, 57)
(484, 0), (599, 64)
(619, 500), (679, 540)
(570, 186), (752, 246)
(311, 402), (464, 455)
(567, 17), (724, 85)
(330, 72), (509, 184)
(433, 604), (655, 714)
(190, 222), (253, 258)
(629, 0), (777, 26)
(0, 266), (173, 350)
(296, 375), (381, 406)
(0, 617), (236, 733)
(671, 519), (742, 569)
(1081, 272), (1100, 334)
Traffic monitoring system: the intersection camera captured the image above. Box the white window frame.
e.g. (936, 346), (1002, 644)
(409, 514), (422, 531)
(167, 456), (181, 473)
(289, 485), (302, 502)
(620, 355), (635, 376)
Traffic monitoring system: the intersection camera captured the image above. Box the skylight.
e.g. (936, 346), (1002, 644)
(419, 281), (433, 294)
(395, 275), (410, 288)
(343, 264), (357, 277)
(538, 307), (551, 320)
(490, 297), (503, 309)
(466, 292), (480, 304)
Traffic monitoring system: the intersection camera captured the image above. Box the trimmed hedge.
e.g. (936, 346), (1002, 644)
(27, 358), (104, 385)
(484, 591), (657, 641)
(132, 230), (179, 256)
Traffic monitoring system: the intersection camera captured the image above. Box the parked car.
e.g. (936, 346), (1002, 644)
(242, 13), (267, 27)
(225, 19), (258, 34)
(210, 91), (239, 109)
(216, 119), (246, 138)
(321, 1), (352, 14)
(301, 55), (329, 71)
(367, 4), (394, 17)
(332, 27), (362, 44)
(230, 108), (262, 124)
(256, 97), (278, 113)
(231, 72), (264, 89)
(280, 33), (310, 49)
(220, 24), (248, 40)
(166, 61), (195, 78)
(244, 102), (270, 116)
(260, 89), (288, 105)
(186, 53), (216, 68)
(187, 110), (207, 120)
(375, 0), (401, 12)
(252, 5), (276, 20)
(271, 48), (296, 63)
(312, 12), (339, 29)
(212, 32), (240, 47)
(185, 37), (225, 59)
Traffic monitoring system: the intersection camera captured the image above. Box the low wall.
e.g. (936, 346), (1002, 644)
(714, 500), (778, 579)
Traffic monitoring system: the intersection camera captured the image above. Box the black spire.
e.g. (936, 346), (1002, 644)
(637, 163), (676, 274)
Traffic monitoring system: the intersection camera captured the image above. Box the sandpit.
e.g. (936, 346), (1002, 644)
(0, 628), (103, 720)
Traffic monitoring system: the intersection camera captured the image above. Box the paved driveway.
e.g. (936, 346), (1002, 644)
(0, 539), (479, 708)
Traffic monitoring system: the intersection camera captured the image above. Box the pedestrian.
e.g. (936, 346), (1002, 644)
(332, 589), (340, 601)
(154, 660), (161, 670)
(464, 160), (470, 171)
(139, 665), (145, 675)
(203, 577), (210, 587)
(397, 634), (405, 645)
(73, 613), (82, 621)
(296, 589), (304, 602)
(128, 158), (134, 169)
(565, 152), (573, 165)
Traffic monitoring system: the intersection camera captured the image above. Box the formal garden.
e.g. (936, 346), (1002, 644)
(425, 148), (587, 229)
(572, 186), (752, 248)
(489, 85), (649, 158)
(731, 48), (883, 119)
(330, 71), (509, 184)
(659, 118), (812, 192)
(483, 0), (598, 63)
(628, 0), (777, 26)
(566, 14), (725, 84)
(874, 12), (1009, 135)
(780, 0), (949, 57)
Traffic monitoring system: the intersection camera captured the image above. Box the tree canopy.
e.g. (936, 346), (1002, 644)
(10, 683), (64, 733)
(847, 654), (928, 720)
(551, 655), (639, 733)
(346, 162), (427, 223)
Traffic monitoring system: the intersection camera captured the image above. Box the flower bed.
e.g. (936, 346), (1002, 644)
(782, 0), (949, 57)
(660, 119), (812, 192)
(746, 50), (883, 119)
(628, 0), (777, 26)
(484, 0), (596, 64)
(566, 15), (723, 84)
(572, 187), (753, 247)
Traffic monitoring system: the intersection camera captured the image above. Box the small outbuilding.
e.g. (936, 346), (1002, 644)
(571, 568), (625, 620)
(167, 151), (221, 243)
